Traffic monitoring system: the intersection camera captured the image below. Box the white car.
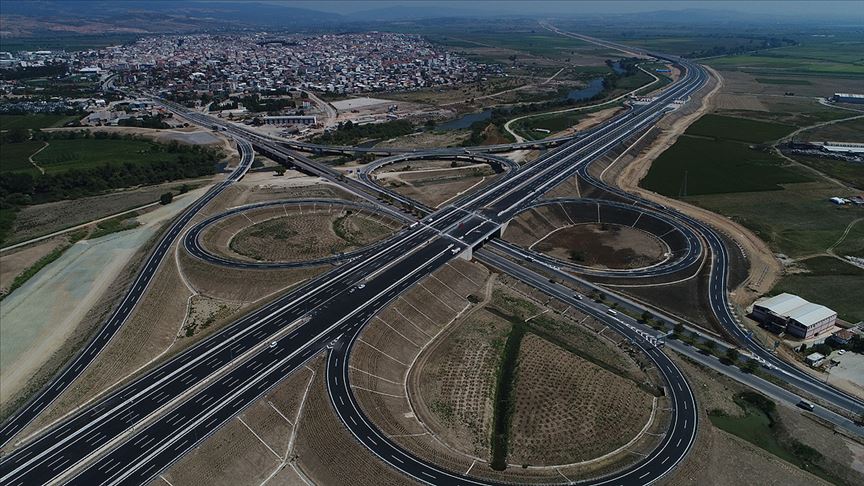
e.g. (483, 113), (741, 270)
(269, 341), (277, 348)
(357, 283), (366, 289)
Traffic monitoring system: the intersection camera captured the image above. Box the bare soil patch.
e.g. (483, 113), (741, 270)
(382, 166), (496, 207)
(376, 130), (471, 149)
(533, 223), (666, 269)
(0, 236), (67, 293)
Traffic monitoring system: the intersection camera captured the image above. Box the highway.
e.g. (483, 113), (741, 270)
(9, 36), (852, 486)
(493, 197), (704, 281)
(0, 138), (255, 448)
(571, 136), (864, 416)
(1, 47), (707, 486)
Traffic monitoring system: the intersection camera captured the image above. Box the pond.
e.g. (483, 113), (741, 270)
(565, 77), (605, 102)
(436, 109), (492, 131)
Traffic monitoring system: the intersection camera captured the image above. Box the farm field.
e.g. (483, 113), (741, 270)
(797, 117), (864, 144)
(425, 30), (616, 61)
(683, 114), (796, 143)
(640, 136), (810, 197)
(684, 181), (863, 258)
(0, 141), (44, 174)
(754, 78), (813, 85)
(707, 54), (864, 76)
(772, 256), (864, 323)
(3, 175), (213, 246)
(30, 139), (196, 174)
(784, 154), (864, 190)
(0, 114), (81, 130)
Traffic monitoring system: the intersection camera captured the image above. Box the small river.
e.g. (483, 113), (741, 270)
(437, 76), (607, 131)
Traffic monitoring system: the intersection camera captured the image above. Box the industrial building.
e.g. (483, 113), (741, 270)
(752, 293), (837, 339)
(831, 93), (864, 105)
(262, 115), (317, 126)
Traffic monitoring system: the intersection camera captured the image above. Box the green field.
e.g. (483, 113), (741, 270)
(1, 141), (45, 174)
(0, 114), (82, 130)
(640, 136), (810, 196)
(28, 139), (186, 174)
(685, 114), (796, 144)
(787, 155), (864, 190)
(427, 31), (613, 59)
(833, 222), (864, 258)
(514, 111), (585, 140)
(798, 117), (864, 144)
(708, 54), (864, 76)
(0, 34), (144, 52)
(772, 257), (864, 323)
(685, 182), (862, 258)
(709, 392), (837, 484)
(754, 78), (813, 86)
(709, 402), (793, 463)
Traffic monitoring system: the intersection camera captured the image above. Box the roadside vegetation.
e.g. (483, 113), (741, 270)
(481, 288), (653, 470)
(708, 391), (849, 485)
(489, 321), (525, 470)
(311, 119), (414, 146)
(0, 229), (87, 300)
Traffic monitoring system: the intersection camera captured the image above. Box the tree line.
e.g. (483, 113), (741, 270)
(312, 119), (415, 146)
(0, 130), (222, 242)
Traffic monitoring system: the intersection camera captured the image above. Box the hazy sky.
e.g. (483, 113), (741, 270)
(288, 1), (864, 19)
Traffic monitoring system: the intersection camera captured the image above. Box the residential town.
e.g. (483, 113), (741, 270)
(1, 32), (502, 97)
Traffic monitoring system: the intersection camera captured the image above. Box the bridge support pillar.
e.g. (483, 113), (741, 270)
(458, 246), (473, 261)
(498, 220), (509, 237)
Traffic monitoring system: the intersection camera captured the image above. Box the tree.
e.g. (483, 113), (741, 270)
(725, 347), (740, 364)
(274, 166), (286, 176)
(4, 128), (29, 143)
(641, 311), (653, 323)
(741, 359), (759, 374)
(159, 192), (174, 205)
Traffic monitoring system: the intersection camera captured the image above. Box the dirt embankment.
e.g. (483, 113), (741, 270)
(611, 66), (782, 307)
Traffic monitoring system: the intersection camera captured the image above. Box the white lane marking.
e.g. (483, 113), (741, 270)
(96, 246), (456, 486)
(4, 218), (452, 482)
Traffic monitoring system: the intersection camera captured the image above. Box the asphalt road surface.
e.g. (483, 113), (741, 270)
(6, 46), (817, 486)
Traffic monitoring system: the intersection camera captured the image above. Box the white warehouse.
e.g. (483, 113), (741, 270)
(752, 293), (836, 339)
